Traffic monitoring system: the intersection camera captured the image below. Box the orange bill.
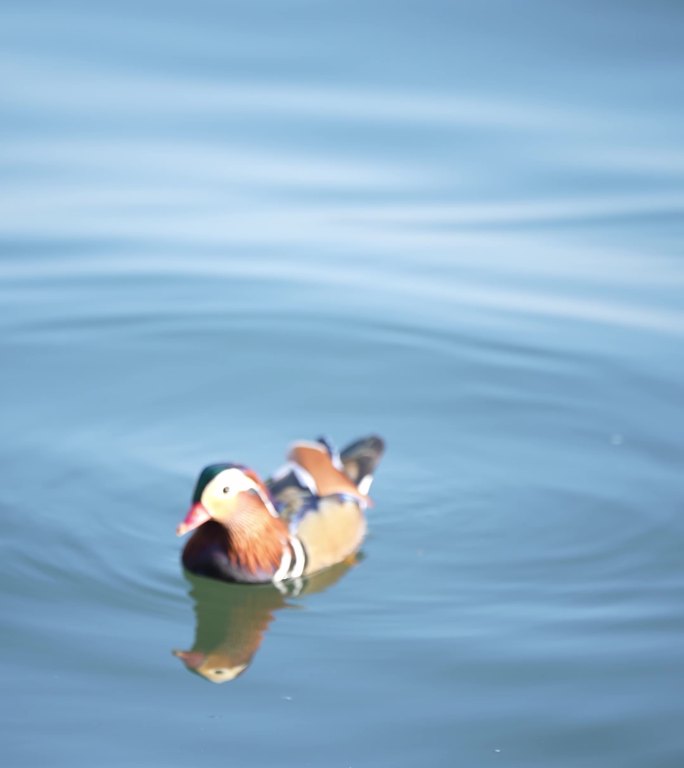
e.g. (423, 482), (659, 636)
(177, 502), (211, 536)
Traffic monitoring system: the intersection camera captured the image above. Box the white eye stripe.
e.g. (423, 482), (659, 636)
(207, 664), (248, 683)
(214, 468), (256, 493)
(212, 468), (280, 517)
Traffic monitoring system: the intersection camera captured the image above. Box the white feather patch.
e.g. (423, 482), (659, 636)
(289, 536), (306, 578)
(357, 475), (374, 496)
(272, 535), (307, 583)
(207, 663), (248, 683)
(273, 546), (292, 582)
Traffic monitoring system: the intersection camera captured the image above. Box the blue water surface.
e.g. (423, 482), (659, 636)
(1, 2), (684, 766)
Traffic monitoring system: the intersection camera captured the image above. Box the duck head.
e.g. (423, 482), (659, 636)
(176, 463), (275, 537)
(172, 649), (250, 684)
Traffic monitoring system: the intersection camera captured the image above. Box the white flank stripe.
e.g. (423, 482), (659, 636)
(289, 536), (306, 578)
(273, 546), (292, 582)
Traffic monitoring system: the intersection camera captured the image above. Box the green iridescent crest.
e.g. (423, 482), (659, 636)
(192, 463), (238, 502)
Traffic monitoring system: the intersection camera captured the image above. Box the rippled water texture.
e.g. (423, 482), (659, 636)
(2, 2), (684, 766)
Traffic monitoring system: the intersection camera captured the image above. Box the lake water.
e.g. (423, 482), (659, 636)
(2, 2), (684, 766)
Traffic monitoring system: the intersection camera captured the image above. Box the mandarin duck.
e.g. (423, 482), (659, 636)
(173, 561), (356, 683)
(176, 435), (384, 585)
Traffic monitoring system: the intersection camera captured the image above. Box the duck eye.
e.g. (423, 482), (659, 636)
(222, 486), (230, 494)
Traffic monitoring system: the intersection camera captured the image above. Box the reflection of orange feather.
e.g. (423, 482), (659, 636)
(289, 444), (370, 503)
(174, 562), (358, 682)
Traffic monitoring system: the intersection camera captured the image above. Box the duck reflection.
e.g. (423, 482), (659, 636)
(173, 559), (356, 683)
